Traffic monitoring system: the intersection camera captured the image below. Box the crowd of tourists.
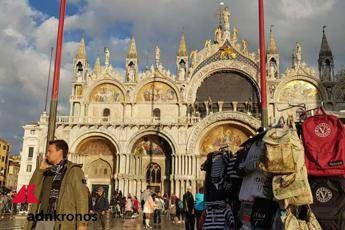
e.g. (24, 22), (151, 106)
(91, 185), (205, 230)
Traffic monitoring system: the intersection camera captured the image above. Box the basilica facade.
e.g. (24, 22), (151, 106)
(18, 7), (345, 199)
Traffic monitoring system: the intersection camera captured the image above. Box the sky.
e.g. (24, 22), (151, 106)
(0, 0), (345, 154)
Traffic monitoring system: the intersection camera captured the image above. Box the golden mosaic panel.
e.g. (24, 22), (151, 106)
(133, 137), (165, 156)
(78, 139), (113, 155)
(136, 82), (177, 102)
(278, 80), (320, 103)
(200, 124), (249, 155)
(90, 84), (124, 103)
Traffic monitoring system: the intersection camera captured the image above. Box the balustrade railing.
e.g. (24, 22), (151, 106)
(55, 101), (260, 126)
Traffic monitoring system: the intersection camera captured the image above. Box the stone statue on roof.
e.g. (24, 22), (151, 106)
(223, 7), (230, 31)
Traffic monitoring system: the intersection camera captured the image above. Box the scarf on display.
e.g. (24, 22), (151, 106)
(46, 159), (68, 213)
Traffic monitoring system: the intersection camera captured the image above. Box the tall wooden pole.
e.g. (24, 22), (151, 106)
(47, 0), (67, 145)
(258, 0), (268, 128)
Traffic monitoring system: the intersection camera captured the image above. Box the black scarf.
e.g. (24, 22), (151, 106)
(46, 159), (68, 213)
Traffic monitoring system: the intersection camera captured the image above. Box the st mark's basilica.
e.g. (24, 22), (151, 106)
(18, 6), (345, 199)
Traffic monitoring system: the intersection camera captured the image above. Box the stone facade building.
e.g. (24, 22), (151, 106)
(0, 138), (10, 187)
(6, 155), (20, 190)
(17, 7), (345, 199)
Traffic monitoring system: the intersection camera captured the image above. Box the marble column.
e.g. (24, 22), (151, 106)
(232, 101), (238, 112)
(204, 101), (209, 115)
(172, 155), (176, 175)
(218, 101), (224, 112)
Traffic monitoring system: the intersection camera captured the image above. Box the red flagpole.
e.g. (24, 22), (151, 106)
(258, 0), (268, 128)
(47, 0), (67, 144)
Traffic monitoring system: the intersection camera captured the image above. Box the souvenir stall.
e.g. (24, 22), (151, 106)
(200, 107), (345, 230)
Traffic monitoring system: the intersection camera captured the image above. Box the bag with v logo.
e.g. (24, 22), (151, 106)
(302, 108), (345, 176)
(309, 176), (345, 230)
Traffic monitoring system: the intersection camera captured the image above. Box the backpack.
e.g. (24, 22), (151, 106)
(309, 176), (345, 230)
(178, 200), (184, 209)
(302, 108), (345, 176)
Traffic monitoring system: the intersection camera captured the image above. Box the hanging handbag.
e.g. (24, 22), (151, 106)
(284, 206), (322, 230)
(260, 128), (304, 174)
(272, 166), (313, 207)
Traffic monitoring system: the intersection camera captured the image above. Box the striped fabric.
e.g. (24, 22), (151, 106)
(223, 152), (240, 179)
(203, 201), (235, 230)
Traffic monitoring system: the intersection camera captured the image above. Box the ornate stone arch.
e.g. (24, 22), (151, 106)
(134, 77), (181, 103)
(85, 79), (126, 103)
(274, 75), (327, 102)
(186, 111), (261, 155)
(70, 130), (121, 154)
(126, 129), (177, 155)
(186, 60), (260, 102)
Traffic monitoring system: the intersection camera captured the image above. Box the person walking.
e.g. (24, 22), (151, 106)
(141, 186), (151, 224)
(143, 193), (156, 229)
(132, 196), (139, 216)
(154, 192), (164, 225)
(124, 194), (133, 218)
(194, 187), (205, 230)
(91, 186), (109, 230)
(183, 186), (195, 230)
(24, 139), (89, 230)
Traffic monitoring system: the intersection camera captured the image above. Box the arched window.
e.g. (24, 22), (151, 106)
(104, 168), (107, 175)
(76, 62), (83, 72)
(146, 169), (151, 182)
(103, 108), (110, 117)
(128, 61), (135, 67)
(151, 170), (156, 182)
(179, 59), (186, 69)
(102, 108), (110, 122)
(153, 108), (161, 119)
(156, 168), (161, 183)
(146, 163), (161, 183)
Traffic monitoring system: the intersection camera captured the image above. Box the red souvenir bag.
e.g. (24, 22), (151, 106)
(302, 108), (345, 176)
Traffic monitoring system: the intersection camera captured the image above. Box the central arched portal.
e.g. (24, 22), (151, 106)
(132, 134), (172, 194)
(195, 71), (260, 117)
(74, 136), (117, 198)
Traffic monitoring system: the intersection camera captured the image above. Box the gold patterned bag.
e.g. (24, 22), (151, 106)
(259, 128), (303, 174)
(284, 207), (322, 230)
(273, 166), (313, 208)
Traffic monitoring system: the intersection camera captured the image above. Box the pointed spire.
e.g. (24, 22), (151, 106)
(76, 36), (87, 59)
(155, 45), (160, 67)
(127, 36), (138, 59)
(94, 57), (101, 73)
(177, 32), (187, 56)
(268, 25), (278, 54)
(319, 26), (333, 57)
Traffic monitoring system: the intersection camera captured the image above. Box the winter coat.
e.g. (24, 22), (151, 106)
(24, 161), (89, 230)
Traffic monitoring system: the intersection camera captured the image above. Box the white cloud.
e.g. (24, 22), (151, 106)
(33, 17), (58, 51)
(280, 0), (336, 19)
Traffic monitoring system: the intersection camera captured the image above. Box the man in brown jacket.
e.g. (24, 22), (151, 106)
(24, 139), (89, 230)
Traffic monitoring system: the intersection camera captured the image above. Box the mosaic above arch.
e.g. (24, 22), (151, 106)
(200, 124), (249, 155)
(90, 83), (124, 103)
(77, 138), (114, 155)
(136, 82), (177, 102)
(277, 80), (321, 103)
(132, 136), (167, 156)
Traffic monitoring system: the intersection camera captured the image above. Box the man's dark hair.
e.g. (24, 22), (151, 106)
(199, 187), (204, 193)
(49, 139), (69, 158)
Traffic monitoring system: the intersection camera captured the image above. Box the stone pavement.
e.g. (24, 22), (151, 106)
(0, 214), (185, 230)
